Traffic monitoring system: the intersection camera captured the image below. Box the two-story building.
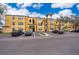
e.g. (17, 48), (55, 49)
(2, 15), (45, 33)
(2, 14), (79, 33)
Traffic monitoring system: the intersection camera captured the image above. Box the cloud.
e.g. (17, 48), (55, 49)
(0, 3), (46, 28)
(76, 4), (79, 10)
(6, 6), (45, 18)
(17, 3), (33, 8)
(58, 9), (75, 17)
(51, 9), (75, 19)
(1, 3), (75, 19)
(29, 12), (45, 18)
(33, 3), (43, 9)
(17, 3), (43, 9)
(6, 7), (30, 15)
(5, 4), (75, 18)
(1, 3), (45, 18)
(52, 14), (60, 19)
(1, 4), (28, 16)
(51, 3), (75, 9)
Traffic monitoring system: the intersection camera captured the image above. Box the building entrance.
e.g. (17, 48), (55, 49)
(32, 26), (35, 32)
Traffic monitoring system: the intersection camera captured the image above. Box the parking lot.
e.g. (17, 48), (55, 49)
(0, 32), (78, 40)
(0, 32), (79, 55)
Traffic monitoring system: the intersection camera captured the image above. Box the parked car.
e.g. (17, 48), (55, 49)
(52, 30), (64, 34)
(25, 30), (33, 36)
(52, 30), (58, 34)
(58, 30), (64, 34)
(11, 30), (24, 36)
(71, 29), (79, 32)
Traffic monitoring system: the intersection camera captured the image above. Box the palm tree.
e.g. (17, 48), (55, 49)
(69, 15), (79, 29)
(60, 16), (70, 31)
(59, 16), (65, 31)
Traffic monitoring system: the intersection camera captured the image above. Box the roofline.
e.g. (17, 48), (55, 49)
(5, 14), (29, 17)
(5, 14), (46, 19)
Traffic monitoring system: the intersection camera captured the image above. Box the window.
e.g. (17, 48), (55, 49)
(33, 19), (34, 24)
(29, 25), (34, 29)
(12, 22), (15, 25)
(38, 23), (41, 26)
(18, 28), (23, 31)
(18, 22), (23, 25)
(45, 24), (47, 26)
(29, 19), (31, 23)
(12, 16), (15, 20)
(12, 28), (15, 31)
(39, 28), (42, 31)
(18, 17), (23, 20)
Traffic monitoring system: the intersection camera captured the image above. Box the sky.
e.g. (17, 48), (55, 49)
(1, 3), (79, 19)
(0, 3), (79, 28)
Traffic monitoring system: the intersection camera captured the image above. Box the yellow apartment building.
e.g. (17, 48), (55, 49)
(53, 20), (77, 31)
(37, 18), (45, 32)
(2, 15), (79, 33)
(3, 15), (25, 33)
(2, 15), (46, 33)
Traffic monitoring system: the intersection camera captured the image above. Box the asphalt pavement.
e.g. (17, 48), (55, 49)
(0, 32), (79, 55)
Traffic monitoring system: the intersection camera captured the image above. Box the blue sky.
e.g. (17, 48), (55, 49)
(2, 3), (79, 18)
(0, 3), (79, 28)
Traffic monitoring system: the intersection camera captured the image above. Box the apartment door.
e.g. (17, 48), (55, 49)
(32, 26), (35, 32)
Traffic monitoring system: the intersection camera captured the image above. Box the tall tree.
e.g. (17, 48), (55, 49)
(0, 4), (6, 28)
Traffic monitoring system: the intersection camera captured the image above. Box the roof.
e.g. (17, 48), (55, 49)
(5, 14), (28, 17)
(5, 14), (46, 19)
